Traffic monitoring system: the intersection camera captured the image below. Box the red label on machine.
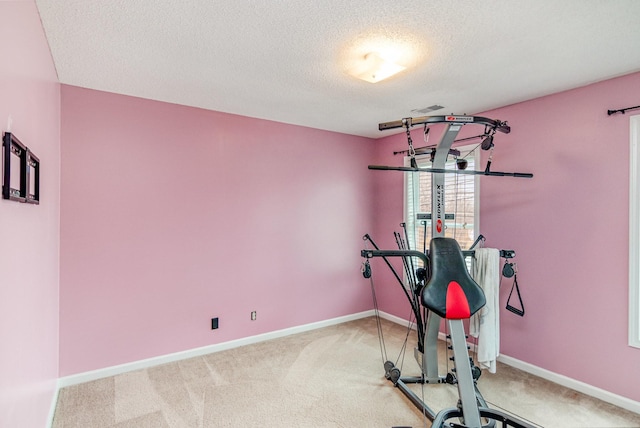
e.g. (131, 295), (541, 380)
(436, 219), (443, 233)
(445, 116), (473, 122)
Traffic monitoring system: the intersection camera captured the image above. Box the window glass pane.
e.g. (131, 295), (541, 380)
(405, 144), (478, 256)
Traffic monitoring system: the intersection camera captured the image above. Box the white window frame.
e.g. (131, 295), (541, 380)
(629, 114), (640, 348)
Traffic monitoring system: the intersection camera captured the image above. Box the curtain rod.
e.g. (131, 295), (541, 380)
(607, 104), (640, 115)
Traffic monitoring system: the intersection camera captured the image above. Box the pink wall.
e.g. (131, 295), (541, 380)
(0, 2), (61, 428)
(373, 71), (640, 402)
(59, 86), (374, 375)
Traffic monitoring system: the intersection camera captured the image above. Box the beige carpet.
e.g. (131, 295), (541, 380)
(52, 317), (640, 427)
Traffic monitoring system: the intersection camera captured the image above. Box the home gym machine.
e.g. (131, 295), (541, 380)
(360, 115), (535, 428)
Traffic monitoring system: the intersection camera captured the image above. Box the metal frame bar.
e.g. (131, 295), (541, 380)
(449, 319), (483, 427)
(379, 115), (511, 134)
(368, 165), (533, 178)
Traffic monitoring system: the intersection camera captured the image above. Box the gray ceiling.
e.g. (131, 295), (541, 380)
(36, 0), (640, 138)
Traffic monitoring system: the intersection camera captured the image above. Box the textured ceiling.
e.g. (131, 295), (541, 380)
(36, 0), (640, 138)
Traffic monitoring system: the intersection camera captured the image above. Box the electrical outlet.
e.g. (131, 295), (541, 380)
(251, 311), (257, 321)
(211, 317), (219, 329)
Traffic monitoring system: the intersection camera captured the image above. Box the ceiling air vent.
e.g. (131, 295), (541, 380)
(411, 105), (444, 114)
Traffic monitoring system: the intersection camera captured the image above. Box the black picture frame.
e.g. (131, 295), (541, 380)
(27, 150), (40, 204)
(2, 132), (40, 204)
(3, 132), (28, 202)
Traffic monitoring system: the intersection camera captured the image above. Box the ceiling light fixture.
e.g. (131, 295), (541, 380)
(354, 52), (406, 83)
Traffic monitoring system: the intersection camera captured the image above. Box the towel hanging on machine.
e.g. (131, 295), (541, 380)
(470, 248), (501, 374)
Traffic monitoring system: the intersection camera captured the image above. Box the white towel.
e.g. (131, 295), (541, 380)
(470, 248), (500, 373)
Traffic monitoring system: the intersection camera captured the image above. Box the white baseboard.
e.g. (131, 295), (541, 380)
(47, 379), (61, 428)
(378, 311), (640, 415)
(56, 310), (375, 389)
(497, 354), (640, 414)
(376, 310), (416, 327)
(52, 309), (640, 422)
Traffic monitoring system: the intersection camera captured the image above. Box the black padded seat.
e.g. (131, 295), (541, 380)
(421, 237), (486, 320)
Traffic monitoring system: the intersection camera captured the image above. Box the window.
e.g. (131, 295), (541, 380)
(404, 144), (480, 254)
(629, 114), (640, 348)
